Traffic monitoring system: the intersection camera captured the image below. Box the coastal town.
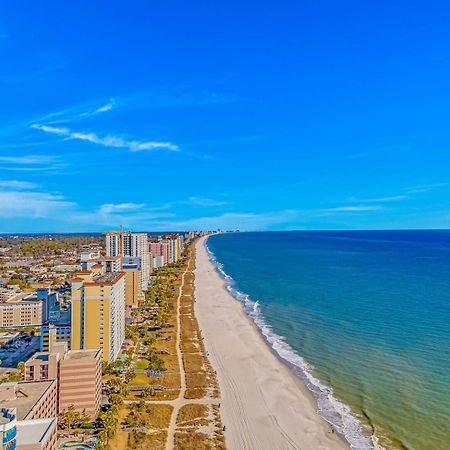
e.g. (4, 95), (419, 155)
(0, 228), (225, 450)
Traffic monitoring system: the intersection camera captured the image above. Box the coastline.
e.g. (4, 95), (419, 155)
(194, 236), (349, 450)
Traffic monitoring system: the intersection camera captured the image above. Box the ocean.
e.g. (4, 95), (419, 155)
(206, 231), (450, 450)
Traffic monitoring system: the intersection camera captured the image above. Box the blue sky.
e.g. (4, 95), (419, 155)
(1, 1), (450, 232)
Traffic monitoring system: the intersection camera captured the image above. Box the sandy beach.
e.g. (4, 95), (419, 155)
(194, 236), (349, 450)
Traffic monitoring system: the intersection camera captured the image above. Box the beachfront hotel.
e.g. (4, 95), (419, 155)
(149, 241), (170, 266)
(163, 235), (183, 263)
(24, 343), (102, 419)
(105, 229), (152, 293)
(70, 266), (125, 362)
(57, 348), (102, 418)
(122, 259), (140, 309)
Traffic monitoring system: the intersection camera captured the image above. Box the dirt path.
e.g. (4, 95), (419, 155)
(120, 244), (224, 449)
(165, 267), (188, 450)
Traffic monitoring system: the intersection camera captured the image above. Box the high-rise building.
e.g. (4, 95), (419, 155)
(58, 348), (102, 418)
(163, 235), (183, 263)
(149, 242), (170, 266)
(70, 269), (125, 362)
(24, 344), (102, 419)
(122, 259), (140, 309)
(104, 229), (151, 292)
(104, 231), (122, 257)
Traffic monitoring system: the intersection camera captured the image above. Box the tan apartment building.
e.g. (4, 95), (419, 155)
(0, 380), (57, 421)
(24, 344), (102, 419)
(58, 349), (102, 418)
(0, 294), (43, 328)
(122, 263), (140, 309)
(24, 353), (60, 382)
(71, 268), (125, 362)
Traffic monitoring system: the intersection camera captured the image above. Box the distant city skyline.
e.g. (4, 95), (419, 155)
(1, 1), (450, 232)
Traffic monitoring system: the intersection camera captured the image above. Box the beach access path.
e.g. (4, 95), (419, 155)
(194, 236), (349, 450)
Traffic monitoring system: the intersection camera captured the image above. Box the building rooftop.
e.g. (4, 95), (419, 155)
(16, 417), (56, 445)
(0, 293), (42, 305)
(88, 272), (124, 284)
(0, 380), (55, 420)
(63, 349), (101, 361)
(96, 256), (122, 261)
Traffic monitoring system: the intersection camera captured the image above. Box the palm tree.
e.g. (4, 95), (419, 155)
(141, 386), (155, 399)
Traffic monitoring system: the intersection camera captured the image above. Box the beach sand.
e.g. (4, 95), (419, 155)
(194, 236), (349, 450)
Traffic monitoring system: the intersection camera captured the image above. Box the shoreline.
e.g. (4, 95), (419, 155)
(194, 236), (349, 450)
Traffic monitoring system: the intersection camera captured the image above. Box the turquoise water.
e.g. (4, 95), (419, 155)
(207, 231), (450, 450)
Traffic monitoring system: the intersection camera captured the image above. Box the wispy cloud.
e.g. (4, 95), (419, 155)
(321, 205), (383, 213)
(152, 210), (299, 231)
(32, 124), (178, 152)
(348, 195), (408, 203)
(187, 197), (228, 207)
(30, 99), (115, 127)
(77, 100), (116, 118)
(0, 180), (39, 190)
(0, 154), (66, 172)
(0, 190), (75, 219)
(0, 184), (173, 228)
(0, 155), (54, 164)
(406, 182), (447, 194)
(94, 102), (114, 113)
(99, 203), (146, 215)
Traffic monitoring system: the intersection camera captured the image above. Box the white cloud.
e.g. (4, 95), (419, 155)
(348, 195), (408, 203)
(322, 205), (382, 213)
(406, 182), (447, 194)
(0, 187), (171, 228)
(0, 191), (75, 218)
(0, 155), (55, 165)
(153, 210), (299, 231)
(0, 180), (39, 190)
(77, 100), (115, 118)
(99, 203), (146, 215)
(0, 154), (66, 172)
(95, 102), (114, 113)
(187, 197), (228, 207)
(32, 123), (178, 152)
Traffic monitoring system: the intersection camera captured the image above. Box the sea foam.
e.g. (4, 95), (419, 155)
(205, 240), (381, 450)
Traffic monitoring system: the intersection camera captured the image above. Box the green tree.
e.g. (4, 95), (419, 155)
(63, 405), (80, 433)
(140, 386), (155, 399)
(98, 410), (118, 444)
(17, 362), (25, 374)
(125, 369), (136, 384)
